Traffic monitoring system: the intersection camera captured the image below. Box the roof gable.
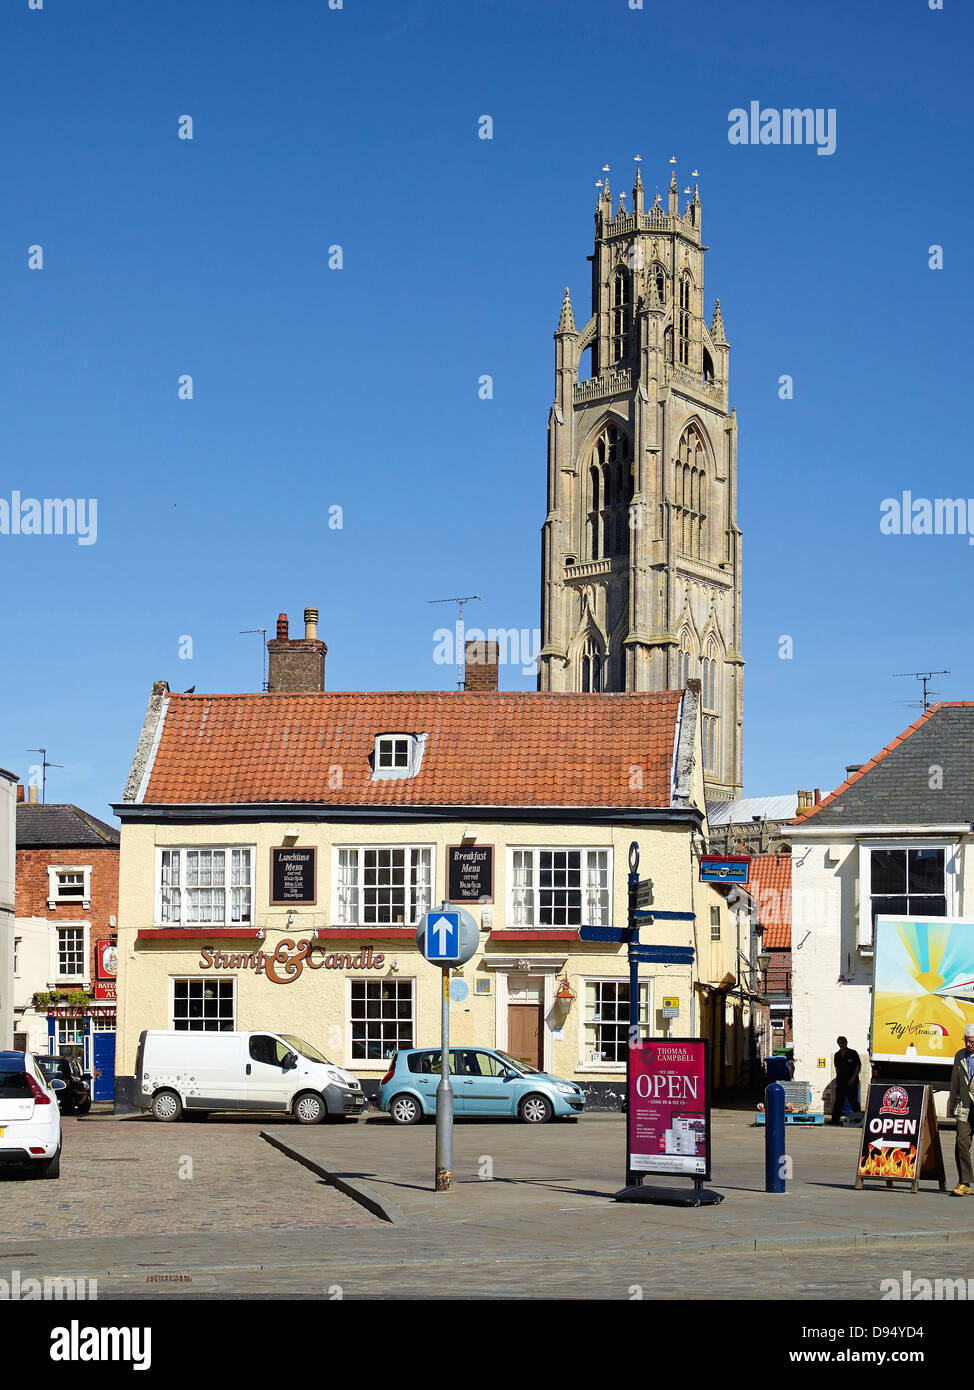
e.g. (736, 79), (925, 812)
(790, 703), (974, 829)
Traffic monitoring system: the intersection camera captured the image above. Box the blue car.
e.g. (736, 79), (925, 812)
(377, 1047), (586, 1124)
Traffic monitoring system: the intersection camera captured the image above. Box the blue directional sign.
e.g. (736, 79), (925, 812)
(629, 945), (695, 965)
(423, 910), (460, 963)
(578, 925), (635, 944)
(633, 908), (696, 923)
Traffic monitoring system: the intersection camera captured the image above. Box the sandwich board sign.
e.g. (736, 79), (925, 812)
(854, 1082), (945, 1192)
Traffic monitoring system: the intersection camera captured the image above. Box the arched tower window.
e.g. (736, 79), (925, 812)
(678, 273), (692, 366)
(674, 424), (708, 559)
(580, 639), (604, 693)
(585, 423), (633, 561)
(610, 268), (632, 364)
(677, 628), (695, 690)
(650, 263), (667, 308)
(701, 639), (720, 775)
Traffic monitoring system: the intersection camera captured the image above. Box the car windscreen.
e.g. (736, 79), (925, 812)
(494, 1050), (541, 1076)
(0, 1070), (31, 1098)
(279, 1035), (332, 1066)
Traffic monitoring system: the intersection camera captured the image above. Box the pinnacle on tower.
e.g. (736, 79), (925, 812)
(632, 162), (644, 215)
(710, 298), (727, 344)
(556, 287), (577, 335)
(668, 166), (679, 216)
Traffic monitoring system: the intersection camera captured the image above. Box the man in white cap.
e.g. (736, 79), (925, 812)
(946, 1024), (974, 1194)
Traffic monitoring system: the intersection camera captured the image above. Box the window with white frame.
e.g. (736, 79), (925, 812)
(47, 865), (91, 909)
(582, 979), (650, 1065)
(349, 978), (415, 1062)
(335, 846), (432, 926)
(90, 1013), (116, 1032)
(510, 848), (611, 928)
(171, 977), (235, 1031)
(371, 734), (425, 781)
(158, 848), (253, 926)
(57, 926), (86, 978)
(860, 842), (951, 946)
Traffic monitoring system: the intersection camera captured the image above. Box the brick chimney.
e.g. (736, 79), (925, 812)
(266, 608), (327, 693)
(464, 639), (499, 692)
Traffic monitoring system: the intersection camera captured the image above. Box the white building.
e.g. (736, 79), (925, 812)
(783, 702), (974, 1112)
(0, 769), (18, 1050)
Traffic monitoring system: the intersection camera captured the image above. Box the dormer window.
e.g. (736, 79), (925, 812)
(372, 734), (426, 781)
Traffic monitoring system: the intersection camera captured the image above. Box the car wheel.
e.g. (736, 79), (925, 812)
(293, 1092), (327, 1125)
(151, 1089), (183, 1123)
(389, 1093), (423, 1125)
(36, 1147), (61, 1180)
(518, 1093), (553, 1124)
(76, 1101), (91, 1115)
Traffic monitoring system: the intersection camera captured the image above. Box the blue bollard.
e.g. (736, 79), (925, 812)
(765, 1081), (786, 1193)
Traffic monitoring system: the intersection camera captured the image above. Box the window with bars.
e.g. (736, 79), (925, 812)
(583, 980), (649, 1064)
(172, 978), (235, 1031)
(510, 848), (611, 929)
(678, 273), (692, 365)
(350, 978), (414, 1061)
(610, 268), (631, 363)
(586, 424), (633, 562)
(58, 927), (85, 977)
(336, 847), (432, 926)
(158, 848), (253, 926)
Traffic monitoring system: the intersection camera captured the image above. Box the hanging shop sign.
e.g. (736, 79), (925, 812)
(96, 940), (118, 979)
(269, 847), (317, 905)
(93, 981), (117, 1001)
(447, 845), (494, 903)
(855, 1082), (945, 1192)
(699, 855), (750, 884)
(628, 1038), (712, 1180)
(198, 938), (385, 983)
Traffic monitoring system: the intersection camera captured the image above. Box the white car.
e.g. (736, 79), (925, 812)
(0, 1051), (64, 1179)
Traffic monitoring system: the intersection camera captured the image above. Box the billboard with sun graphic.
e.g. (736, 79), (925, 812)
(872, 917), (974, 1062)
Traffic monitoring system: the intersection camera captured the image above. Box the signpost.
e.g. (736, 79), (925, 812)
(578, 841), (718, 1206)
(417, 902), (479, 1193)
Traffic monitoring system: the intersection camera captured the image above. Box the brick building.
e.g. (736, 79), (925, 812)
(14, 790), (120, 1099)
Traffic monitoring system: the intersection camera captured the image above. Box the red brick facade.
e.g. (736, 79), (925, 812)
(16, 845), (119, 988)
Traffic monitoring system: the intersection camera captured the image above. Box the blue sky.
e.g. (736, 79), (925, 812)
(0, 0), (969, 816)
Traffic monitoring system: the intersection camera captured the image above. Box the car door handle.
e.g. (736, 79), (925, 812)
(246, 1064), (252, 1075)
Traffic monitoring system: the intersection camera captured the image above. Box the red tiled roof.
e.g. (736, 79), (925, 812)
(747, 852), (791, 949)
(789, 702), (974, 825)
(136, 690), (685, 810)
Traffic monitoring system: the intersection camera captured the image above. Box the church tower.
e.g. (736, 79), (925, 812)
(538, 161), (743, 800)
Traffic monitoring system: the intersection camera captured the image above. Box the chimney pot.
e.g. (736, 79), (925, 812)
(28, 785), (39, 804)
(304, 607), (319, 641)
(276, 613), (288, 641)
(16, 784), (25, 803)
(814, 788), (821, 804)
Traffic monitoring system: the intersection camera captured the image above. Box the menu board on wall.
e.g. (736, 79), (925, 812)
(269, 847), (317, 905)
(447, 845), (494, 903)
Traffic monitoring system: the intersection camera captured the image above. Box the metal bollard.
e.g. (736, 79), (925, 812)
(765, 1081), (786, 1193)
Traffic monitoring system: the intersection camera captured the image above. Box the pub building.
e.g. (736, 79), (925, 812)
(112, 611), (753, 1110)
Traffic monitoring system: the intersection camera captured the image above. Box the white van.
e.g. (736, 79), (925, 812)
(135, 1030), (366, 1124)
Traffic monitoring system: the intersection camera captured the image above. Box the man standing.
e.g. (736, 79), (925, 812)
(946, 1023), (974, 1195)
(831, 1036), (861, 1125)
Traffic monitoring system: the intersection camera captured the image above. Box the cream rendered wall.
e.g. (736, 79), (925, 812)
(116, 816), (709, 1085)
(13, 915), (55, 1051)
(0, 774), (15, 1050)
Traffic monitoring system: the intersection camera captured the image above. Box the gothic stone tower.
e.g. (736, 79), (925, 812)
(538, 162), (743, 800)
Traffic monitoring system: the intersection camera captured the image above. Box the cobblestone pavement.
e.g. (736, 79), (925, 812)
(0, 1115), (376, 1238)
(1, 1111), (971, 1303)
